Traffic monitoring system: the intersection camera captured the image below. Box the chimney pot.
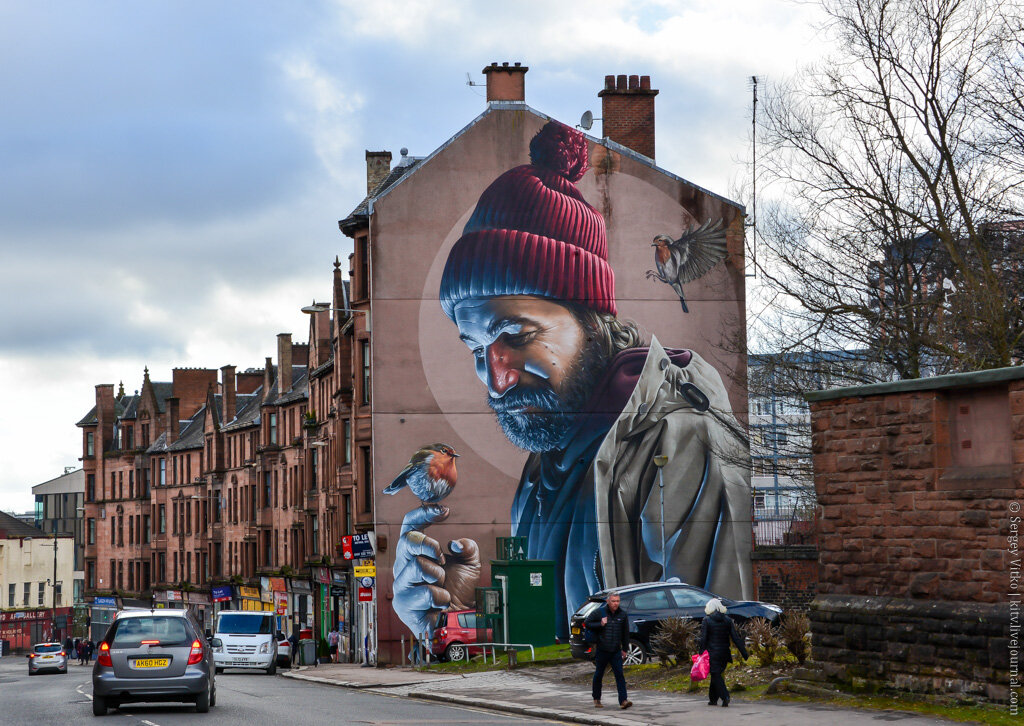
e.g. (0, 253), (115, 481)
(629, 74), (639, 90)
(605, 75), (615, 91)
(616, 74), (627, 90)
(640, 75), (651, 90)
(482, 61), (528, 103)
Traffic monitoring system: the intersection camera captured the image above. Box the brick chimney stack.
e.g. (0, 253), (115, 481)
(263, 357), (274, 402)
(166, 397), (180, 445)
(598, 74), (659, 161)
(277, 334), (293, 394)
(95, 384), (116, 453)
(221, 365), (236, 424)
(483, 62), (528, 102)
(366, 151), (392, 194)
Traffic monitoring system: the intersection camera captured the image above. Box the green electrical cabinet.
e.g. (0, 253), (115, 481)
(490, 558), (556, 648)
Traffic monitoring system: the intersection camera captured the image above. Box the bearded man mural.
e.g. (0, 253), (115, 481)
(393, 122), (752, 640)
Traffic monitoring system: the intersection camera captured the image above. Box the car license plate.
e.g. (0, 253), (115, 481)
(571, 627), (581, 635)
(133, 658), (169, 668)
(41, 655), (54, 660)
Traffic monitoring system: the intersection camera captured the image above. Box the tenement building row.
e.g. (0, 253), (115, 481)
(78, 260), (374, 659)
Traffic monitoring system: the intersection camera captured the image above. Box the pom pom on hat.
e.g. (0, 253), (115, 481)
(529, 122), (588, 182)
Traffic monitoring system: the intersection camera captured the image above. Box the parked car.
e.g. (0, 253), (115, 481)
(568, 582), (782, 665)
(276, 632), (291, 667)
(27, 642), (67, 675)
(430, 609), (492, 662)
(92, 608), (217, 716)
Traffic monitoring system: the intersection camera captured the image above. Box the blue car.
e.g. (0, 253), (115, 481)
(568, 581), (782, 665)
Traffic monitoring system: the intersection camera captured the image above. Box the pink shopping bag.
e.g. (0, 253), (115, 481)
(690, 650), (710, 681)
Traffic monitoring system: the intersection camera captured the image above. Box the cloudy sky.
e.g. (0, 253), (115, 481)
(0, 0), (827, 512)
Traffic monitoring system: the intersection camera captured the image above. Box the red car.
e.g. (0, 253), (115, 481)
(430, 610), (491, 661)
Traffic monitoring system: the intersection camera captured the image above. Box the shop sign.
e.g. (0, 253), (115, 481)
(290, 579), (312, 593)
(311, 567), (330, 584)
(357, 587), (373, 602)
(341, 533), (374, 560)
(329, 585), (346, 597)
(269, 577), (287, 592)
(166, 590), (182, 602)
(237, 586), (260, 600)
(353, 564), (376, 578)
(211, 586), (232, 603)
(330, 570), (345, 584)
(187, 592), (211, 605)
(274, 592), (288, 616)
(92, 597), (117, 608)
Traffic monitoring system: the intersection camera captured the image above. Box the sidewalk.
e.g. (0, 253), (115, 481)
(281, 663), (952, 725)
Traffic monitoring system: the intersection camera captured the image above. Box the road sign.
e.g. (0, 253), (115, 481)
(353, 564), (376, 578)
(357, 587), (373, 602)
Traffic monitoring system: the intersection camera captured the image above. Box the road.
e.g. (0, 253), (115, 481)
(0, 657), (555, 725)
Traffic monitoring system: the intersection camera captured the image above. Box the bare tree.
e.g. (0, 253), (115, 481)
(753, 0), (1024, 380)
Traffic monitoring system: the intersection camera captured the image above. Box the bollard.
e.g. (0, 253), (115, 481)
(400, 635), (405, 666)
(506, 646), (517, 670)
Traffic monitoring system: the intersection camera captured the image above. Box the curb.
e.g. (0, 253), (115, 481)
(280, 669), (468, 690)
(408, 691), (646, 726)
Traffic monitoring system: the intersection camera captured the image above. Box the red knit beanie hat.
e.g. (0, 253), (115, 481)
(440, 121), (616, 320)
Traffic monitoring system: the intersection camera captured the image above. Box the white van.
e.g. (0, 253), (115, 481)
(212, 610), (277, 674)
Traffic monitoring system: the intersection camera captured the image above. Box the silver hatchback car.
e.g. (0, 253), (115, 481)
(92, 609), (218, 716)
(27, 642), (68, 675)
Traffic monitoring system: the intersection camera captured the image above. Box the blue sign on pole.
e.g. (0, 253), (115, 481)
(93, 597), (117, 608)
(211, 586), (232, 603)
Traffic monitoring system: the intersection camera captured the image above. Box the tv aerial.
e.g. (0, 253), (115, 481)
(577, 110), (601, 131)
(466, 72), (484, 87)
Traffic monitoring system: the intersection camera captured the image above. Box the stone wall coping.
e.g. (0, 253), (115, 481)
(805, 365), (1024, 402)
(813, 593), (1009, 623)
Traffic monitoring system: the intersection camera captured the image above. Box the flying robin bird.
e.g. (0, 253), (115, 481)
(646, 218), (729, 312)
(384, 443), (460, 506)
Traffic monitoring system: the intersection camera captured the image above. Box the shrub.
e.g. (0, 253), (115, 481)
(743, 617), (780, 667)
(779, 612), (810, 665)
(650, 616), (700, 667)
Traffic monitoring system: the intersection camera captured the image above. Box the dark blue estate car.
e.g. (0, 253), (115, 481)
(568, 581), (782, 664)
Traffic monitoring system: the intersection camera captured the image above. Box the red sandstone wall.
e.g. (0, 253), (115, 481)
(810, 381), (1024, 604)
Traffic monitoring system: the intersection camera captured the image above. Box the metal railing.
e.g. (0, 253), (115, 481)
(401, 634), (535, 666)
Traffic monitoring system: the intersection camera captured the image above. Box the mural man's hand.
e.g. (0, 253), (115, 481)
(392, 505), (479, 639)
(440, 538), (480, 611)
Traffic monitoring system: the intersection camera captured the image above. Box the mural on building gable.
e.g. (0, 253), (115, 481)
(388, 121), (751, 641)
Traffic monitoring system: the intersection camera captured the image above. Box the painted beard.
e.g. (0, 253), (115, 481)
(487, 340), (609, 453)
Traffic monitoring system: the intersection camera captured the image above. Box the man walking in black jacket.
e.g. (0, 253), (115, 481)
(585, 592), (632, 709)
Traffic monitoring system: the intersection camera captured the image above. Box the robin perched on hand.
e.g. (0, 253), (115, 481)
(384, 443), (460, 507)
(646, 218), (728, 313)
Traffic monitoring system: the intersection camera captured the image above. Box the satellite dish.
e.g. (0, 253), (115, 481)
(580, 110), (594, 131)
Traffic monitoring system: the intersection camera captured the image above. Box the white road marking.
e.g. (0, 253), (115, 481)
(75, 683), (93, 701)
(140, 721), (161, 726)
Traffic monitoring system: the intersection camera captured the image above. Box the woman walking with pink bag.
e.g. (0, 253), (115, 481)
(697, 598), (748, 707)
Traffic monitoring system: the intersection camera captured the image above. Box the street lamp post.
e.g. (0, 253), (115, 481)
(300, 302), (370, 331)
(653, 455), (669, 578)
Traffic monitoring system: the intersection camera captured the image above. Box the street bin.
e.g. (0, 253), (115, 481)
(299, 638), (316, 666)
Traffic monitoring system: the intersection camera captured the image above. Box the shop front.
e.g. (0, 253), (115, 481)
(236, 585), (270, 612)
(87, 596), (117, 642)
(0, 607), (73, 652)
